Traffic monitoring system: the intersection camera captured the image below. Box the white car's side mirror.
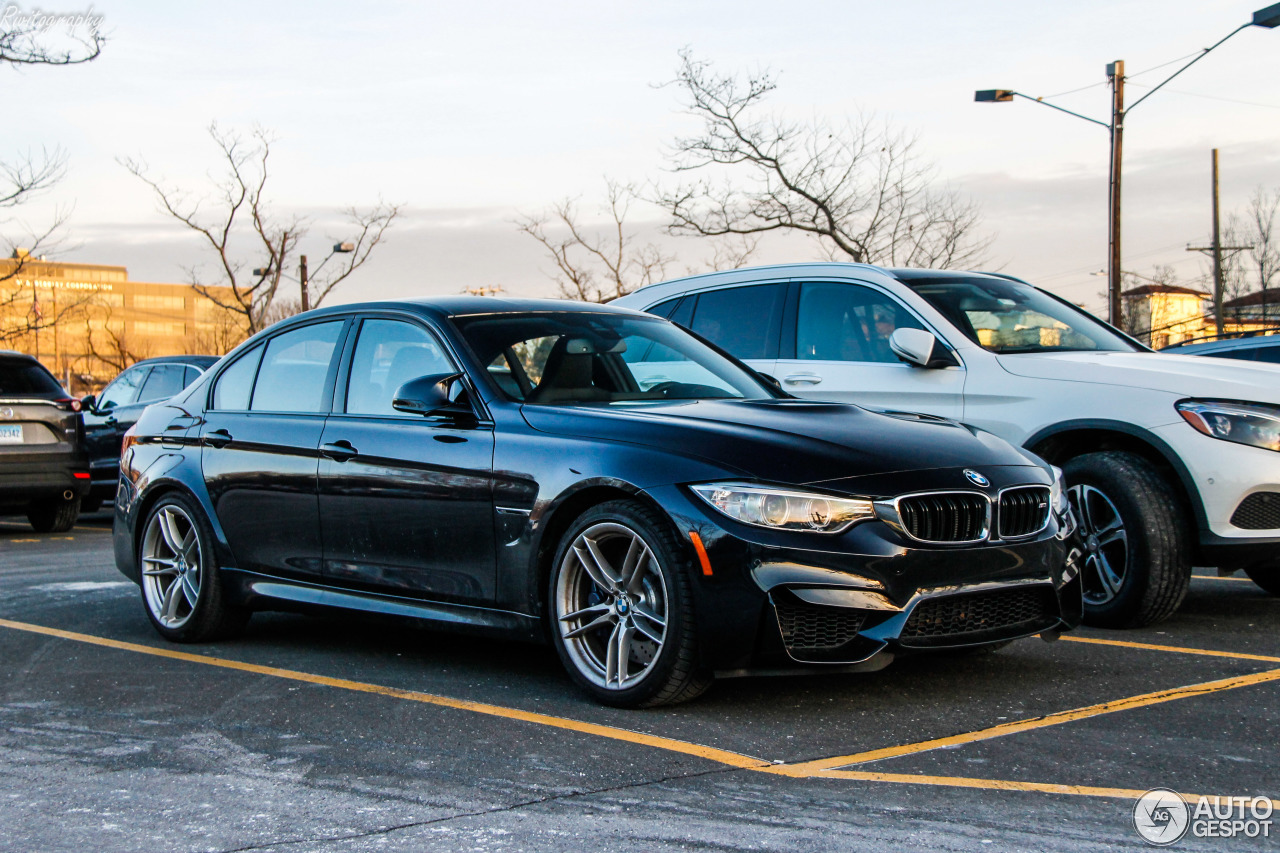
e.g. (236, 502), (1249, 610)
(890, 328), (957, 369)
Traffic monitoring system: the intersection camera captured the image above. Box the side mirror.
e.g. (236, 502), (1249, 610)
(755, 372), (785, 393)
(80, 394), (97, 413)
(890, 328), (958, 369)
(392, 373), (473, 419)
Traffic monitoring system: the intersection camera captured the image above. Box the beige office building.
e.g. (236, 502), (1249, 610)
(1, 251), (245, 393)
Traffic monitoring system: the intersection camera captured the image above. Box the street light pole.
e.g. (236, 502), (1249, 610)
(975, 4), (1279, 328)
(299, 254), (310, 312)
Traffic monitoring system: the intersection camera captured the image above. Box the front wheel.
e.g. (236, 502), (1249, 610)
(139, 493), (248, 642)
(1064, 452), (1191, 629)
(549, 500), (711, 708)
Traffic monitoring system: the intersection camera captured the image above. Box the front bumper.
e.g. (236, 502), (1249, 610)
(1152, 422), (1280, 566)
(644, 483), (1083, 673)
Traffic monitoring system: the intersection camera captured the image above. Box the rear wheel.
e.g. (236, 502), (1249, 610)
(1064, 451), (1191, 629)
(549, 500), (711, 708)
(27, 495), (80, 533)
(139, 493), (248, 642)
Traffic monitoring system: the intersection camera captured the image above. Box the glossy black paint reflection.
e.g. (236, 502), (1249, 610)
(114, 297), (1080, 677)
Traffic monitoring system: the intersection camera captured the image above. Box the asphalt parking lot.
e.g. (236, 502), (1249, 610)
(1, 514), (1277, 852)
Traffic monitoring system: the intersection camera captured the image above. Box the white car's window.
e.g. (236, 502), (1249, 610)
(688, 284), (785, 360)
(797, 282), (924, 363)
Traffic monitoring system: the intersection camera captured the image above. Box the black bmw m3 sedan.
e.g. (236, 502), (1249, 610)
(114, 298), (1083, 707)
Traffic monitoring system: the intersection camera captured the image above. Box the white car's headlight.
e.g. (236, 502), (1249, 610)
(690, 483), (875, 533)
(1177, 400), (1280, 452)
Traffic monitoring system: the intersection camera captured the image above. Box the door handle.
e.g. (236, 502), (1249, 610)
(783, 373), (824, 386)
(320, 440), (358, 462)
(203, 428), (233, 448)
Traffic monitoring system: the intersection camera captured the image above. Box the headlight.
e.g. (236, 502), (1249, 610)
(1176, 400), (1280, 452)
(1049, 465), (1067, 514)
(690, 483), (875, 533)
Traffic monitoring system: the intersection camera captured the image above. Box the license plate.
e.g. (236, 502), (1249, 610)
(0, 425), (21, 444)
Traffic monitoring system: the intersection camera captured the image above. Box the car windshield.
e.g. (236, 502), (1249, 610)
(453, 312), (775, 405)
(901, 276), (1137, 354)
(0, 357), (64, 396)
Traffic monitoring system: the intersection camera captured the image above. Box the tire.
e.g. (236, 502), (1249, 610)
(1243, 561), (1280, 596)
(1063, 451), (1191, 629)
(548, 500), (712, 708)
(27, 495), (81, 533)
(138, 493), (248, 643)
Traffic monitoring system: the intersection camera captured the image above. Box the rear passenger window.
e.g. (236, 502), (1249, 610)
(250, 321), (344, 413)
(688, 284), (785, 360)
(137, 364), (188, 403)
(212, 347), (263, 411)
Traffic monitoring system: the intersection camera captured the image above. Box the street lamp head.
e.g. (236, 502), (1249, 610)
(252, 267), (273, 277)
(975, 89), (1014, 102)
(1253, 3), (1280, 27)
(333, 242), (355, 253)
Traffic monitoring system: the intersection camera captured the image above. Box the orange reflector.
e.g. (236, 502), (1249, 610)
(72, 472), (90, 479)
(688, 531), (713, 576)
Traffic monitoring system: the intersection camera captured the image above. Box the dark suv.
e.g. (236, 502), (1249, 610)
(82, 355), (217, 511)
(0, 350), (89, 532)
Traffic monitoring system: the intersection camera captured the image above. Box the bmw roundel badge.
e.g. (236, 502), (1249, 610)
(964, 469), (990, 488)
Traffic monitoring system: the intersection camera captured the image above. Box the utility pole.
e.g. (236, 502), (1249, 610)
(299, 254), (310, 313)
(1107, 61), (1125, 328)
(1211, 149), (1224, 336)
(1187, 149), (1253, 338)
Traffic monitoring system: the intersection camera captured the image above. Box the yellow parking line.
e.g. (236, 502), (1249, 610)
(1061, 635), (1280, 663)
(787, 769), (1280, 808)
(1192, 574), (1254, 583)
(0, 617), (770, 771)
(2, 617), (1277, 805)
(770, 667), (1280, 774)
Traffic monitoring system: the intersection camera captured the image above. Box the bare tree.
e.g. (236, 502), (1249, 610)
(1, 12), (104, 347)
(120, 124), (400, 334)
(654, 50), (992, 269)
(516, 179), (675, 302)
(1, 10), (104, 66)
(1246, 186), (1280, 325)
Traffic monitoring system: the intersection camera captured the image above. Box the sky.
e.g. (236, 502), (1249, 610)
(5, 0), (1280, 313)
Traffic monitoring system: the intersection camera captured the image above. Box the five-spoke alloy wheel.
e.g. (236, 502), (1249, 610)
(142, 503), (203, 630)
(550, 501), (710, 707)
(139, 493), (248, 642)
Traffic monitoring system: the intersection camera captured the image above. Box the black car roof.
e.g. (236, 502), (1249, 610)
(294, 296), (644, 322)
(131, 354), (220, 368)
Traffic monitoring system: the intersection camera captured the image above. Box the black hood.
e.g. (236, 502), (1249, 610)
(521, 399), (1044, 496)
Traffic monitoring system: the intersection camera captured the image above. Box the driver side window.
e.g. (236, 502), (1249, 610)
(796, 282), (923, 363)
(346, 319), (456, 416)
